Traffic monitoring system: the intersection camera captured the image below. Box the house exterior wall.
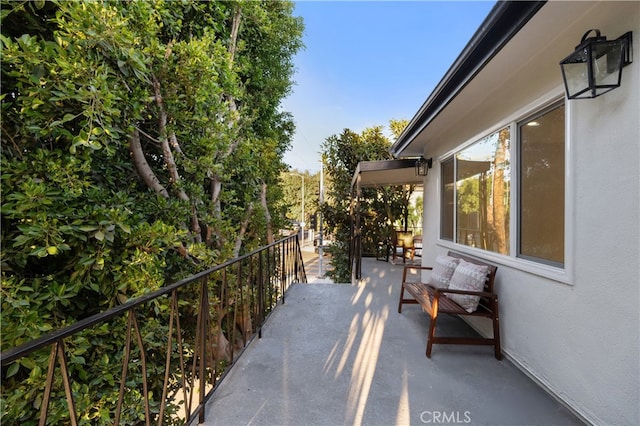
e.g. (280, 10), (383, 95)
(419, 3), (639, 424)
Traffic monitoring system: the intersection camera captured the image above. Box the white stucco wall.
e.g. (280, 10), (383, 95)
(418, 3), (639, 424)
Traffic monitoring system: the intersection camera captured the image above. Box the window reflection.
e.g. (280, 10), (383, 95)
(455, 127), (511, 255)
(441, 158), (454, 241)
(519, 104), (565, 266)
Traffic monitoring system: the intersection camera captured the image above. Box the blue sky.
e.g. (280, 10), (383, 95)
(281, 0), (496, 173)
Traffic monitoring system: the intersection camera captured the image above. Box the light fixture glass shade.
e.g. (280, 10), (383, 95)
(415, 157), (432, 176)
(560, 30), (626, 99)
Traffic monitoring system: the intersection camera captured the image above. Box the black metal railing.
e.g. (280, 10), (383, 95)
(1, 235), (307, 425)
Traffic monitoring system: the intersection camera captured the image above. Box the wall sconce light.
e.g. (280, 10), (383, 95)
(415, 157), (433, 176)
(560, 29), (633, 99)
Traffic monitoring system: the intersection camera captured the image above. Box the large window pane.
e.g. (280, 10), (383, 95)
(456, 127), (510, 255)
(519, 104), (565, 266)
(440, 158), (454, 241)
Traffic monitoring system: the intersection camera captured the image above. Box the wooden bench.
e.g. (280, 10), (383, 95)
(397, 251), (502, 360)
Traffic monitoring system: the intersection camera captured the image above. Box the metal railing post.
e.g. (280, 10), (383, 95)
(199, 276), (208, 424)
(283, 240), (288, 300)
(257, 250), (264, 339)
(294, 236), (299, 283)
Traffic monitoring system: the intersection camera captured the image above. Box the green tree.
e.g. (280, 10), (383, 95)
(389, 118), (408, 139)
(1, 1), (303, 423)
(320, 124), (408, 283)
(409, 194), (423, 230)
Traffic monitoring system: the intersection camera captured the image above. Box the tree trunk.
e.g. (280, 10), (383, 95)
(151, 76), (205, 243)
(153, 77), (189, 203)
(210, 323), (231, 363)
(403, 186), (410, 232)
(228, 6), (242, 68)
(191, 205), (202, 244)
(261, 182), (274, 244)
(129, 129), (169, 198)
(223, 6), (243, 156)
(207, 6), (245, 249)
(208, 177), (224, 249)
(233, 202), (254, 257)
(237, 295), (253, 344)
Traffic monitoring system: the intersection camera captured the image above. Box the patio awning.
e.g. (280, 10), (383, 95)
(350, 159), (423, 190)
(350, 158), (424, 279)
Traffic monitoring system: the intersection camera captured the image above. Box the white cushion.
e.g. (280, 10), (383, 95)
(428, 255), (460, 289)
(447, 259), (489, 312)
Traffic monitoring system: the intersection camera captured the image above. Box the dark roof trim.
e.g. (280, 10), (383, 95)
(390, 1), (546, 157)
(355, 158), (416, 173)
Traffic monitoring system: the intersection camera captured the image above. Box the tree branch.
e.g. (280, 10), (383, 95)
(1, 123), (23, 159)
(135, 126), (162, 145)
(169, 132), (184, 155)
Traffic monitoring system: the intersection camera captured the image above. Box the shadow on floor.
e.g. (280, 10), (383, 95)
(201, 257), (581, 426)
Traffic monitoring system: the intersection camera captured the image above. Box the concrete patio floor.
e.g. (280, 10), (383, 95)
(201, 257), (581, 426)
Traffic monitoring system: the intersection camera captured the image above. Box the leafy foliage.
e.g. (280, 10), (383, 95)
(280, 170), (320, 228)
(1, 0), (303, 423)
(320, 125), (410, 283)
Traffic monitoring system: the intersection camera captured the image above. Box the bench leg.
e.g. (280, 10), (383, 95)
(398, 267), (410, 313)
(426, 297), (439, 358)
(398, 284), (405, 313)
(493, 297), (502, 360)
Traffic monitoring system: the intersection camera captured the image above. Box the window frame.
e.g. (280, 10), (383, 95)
(436, 93), (573, 284)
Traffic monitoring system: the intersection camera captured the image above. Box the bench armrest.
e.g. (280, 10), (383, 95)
(402, 265), (433, 272)
(402, 265), (433, 283)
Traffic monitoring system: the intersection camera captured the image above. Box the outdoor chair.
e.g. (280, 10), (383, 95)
(392, 230), (414, 263)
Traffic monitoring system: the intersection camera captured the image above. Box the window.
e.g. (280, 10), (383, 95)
(518, 104), (565, 266)
(441, 158), (454, 241)
(440, 102), (565, 268)
(455, 127), (511, 255)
